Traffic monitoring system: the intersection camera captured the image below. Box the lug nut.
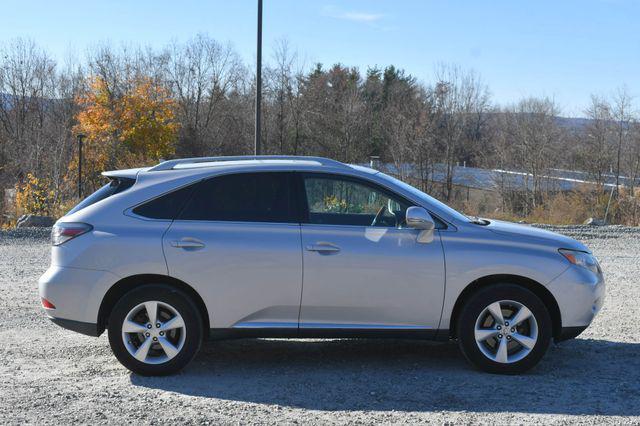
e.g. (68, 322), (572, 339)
(145, 332), (150, 337)
(156, 323), (161, 328)
(496, 325), (502, 330)
(498, 334), (503, 339)
(159, 331), (165, 336)
(507, 336), (512, 340)
(147, 324), (152, 329)
(504, 321), (509, 326)
(511, 328), (515, 333)
(153, 337), (158, 341)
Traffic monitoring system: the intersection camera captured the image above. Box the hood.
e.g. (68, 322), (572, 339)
(485, 220), (589, 252)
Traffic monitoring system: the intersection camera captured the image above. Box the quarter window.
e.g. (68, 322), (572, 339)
(178, 172), (296, 223)
(303, 175), (410, 227)
(68, 177), (135, 215)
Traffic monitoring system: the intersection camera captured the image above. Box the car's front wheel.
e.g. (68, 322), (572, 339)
(457, 283), (552, 374)
(107, 284), (203, 376)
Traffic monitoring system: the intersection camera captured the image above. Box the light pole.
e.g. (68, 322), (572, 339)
(254, 0), (263, 155)
(77, 134), (85, 199)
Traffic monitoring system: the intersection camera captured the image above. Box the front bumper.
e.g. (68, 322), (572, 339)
(556, 325), (588, 342)
(39, 265), (120, 336)
(547, 264), (605, 331)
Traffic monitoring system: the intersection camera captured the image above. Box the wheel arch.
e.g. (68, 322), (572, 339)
(449, 274), (562, 340)
(97, 274), (210, 336)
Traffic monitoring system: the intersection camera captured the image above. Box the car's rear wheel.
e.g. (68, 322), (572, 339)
(457, 283), (552, 374)
(107, 284), (203, 376)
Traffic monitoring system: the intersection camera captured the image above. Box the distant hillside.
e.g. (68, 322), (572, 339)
(0, 92), (60, 110)
(0, 93), (13, 108)
(0, 92), (595, 131)
(555, 116), (592, 130)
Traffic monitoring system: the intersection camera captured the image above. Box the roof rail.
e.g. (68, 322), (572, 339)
(148, 155), (347, 171)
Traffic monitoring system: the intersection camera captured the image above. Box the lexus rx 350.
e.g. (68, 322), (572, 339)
(39, 156), (605, 375)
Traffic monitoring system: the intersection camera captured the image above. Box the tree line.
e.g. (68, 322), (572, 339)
(0, 36), (639, 224)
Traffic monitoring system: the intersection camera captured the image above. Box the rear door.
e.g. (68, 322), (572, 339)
(162, 172), (303, 329)
(298, 173), (446, 331)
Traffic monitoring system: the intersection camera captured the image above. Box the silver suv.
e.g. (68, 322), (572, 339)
(39, 156), (605, 375)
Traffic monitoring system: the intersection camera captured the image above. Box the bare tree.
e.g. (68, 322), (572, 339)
(381, 67), (436, 187)
(612, 86), (633, 194)
(0, 38), (80, 194)
(432, 64), (491, 200)
(165, 34), (246, 156)
(581, 95), (614, 188)
(262, 39), (308, 155)
(500, 97), (563, 214)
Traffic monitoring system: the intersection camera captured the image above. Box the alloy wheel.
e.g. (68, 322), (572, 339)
(121, 301), (187, 364)
(474, 299), (538, 364)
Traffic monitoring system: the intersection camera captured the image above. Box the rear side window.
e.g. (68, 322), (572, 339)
(67, 178), (135, 215)
(132, 184), (197, 220)
(178, 172), (296, 223)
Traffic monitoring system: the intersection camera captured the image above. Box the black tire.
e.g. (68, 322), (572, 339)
(457, 283), (552, 374)
(107, 284), (203, 376)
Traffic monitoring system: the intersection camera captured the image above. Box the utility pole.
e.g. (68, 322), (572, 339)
(77, 134), (85, 199)
(254, 0), (263, 155)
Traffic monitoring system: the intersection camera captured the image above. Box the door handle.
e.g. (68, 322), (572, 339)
(171, 239), (205, 249)
(306, 243), (341, 253)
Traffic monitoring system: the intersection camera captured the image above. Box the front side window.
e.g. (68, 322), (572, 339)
(178, 172), (296, 223)
(303, 175), (410, 227)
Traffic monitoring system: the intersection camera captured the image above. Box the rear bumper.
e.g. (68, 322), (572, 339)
(49, 317), (101, 337)
(39, 265), (120, 329)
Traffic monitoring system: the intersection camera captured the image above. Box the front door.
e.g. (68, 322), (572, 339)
(298, 173), (446, 331)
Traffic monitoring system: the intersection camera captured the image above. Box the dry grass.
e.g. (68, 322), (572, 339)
(453, 186), (640, 226)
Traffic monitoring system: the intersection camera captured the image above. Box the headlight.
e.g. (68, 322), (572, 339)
(559, 249), (601, 274)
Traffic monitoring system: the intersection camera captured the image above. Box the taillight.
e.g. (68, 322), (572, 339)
(51, 222), (93, 246)
(41, 298), (56, 309)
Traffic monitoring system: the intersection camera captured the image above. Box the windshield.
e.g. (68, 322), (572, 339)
(376, 172), (471, 223)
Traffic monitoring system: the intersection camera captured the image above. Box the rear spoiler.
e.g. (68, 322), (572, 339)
(101, 167), (148, 180)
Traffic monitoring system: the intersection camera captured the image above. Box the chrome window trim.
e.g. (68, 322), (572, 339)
(125, 168), (458, 231)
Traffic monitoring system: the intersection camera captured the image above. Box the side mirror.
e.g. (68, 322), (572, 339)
(405, 206), (435, 243)
(406, 206), (435, 230)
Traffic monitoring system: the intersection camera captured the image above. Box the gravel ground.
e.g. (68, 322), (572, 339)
(1, 225), (639, 424)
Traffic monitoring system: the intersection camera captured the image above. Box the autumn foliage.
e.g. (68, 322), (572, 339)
(15, 173), (56, 216)
(70, 76), (178, 191)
